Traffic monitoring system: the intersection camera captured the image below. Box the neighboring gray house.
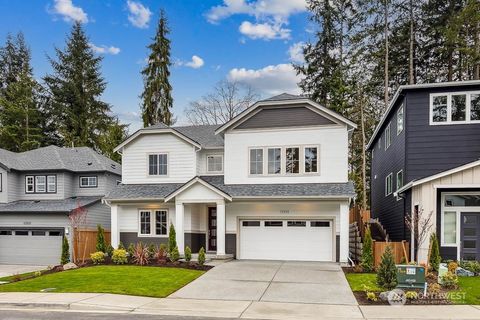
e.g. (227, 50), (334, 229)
(0, 146), (121, 265)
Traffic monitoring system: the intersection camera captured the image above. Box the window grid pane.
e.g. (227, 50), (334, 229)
(250, 149), (263, 174)
(471, 94), (480, 120)
(443, 211), (456, 244)
(452, 94), (466, 121)
(47, 176), (56, 192)
(155, 210), (167, 235)
(397, 107), (404, 134)
(159, 154), (168, 175)
(268, 148), (281, 174)
(305, 147), (318, 173)
(207, 156), (223, 172)
(140, 211), (151, 235)
(433, 95), (448, 122)
(286, 148), (299, 174)
(36, 176), (46, 193)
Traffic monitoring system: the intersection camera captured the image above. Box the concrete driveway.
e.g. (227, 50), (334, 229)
(169, 260), (357, 305)
(0, 264), (46, 278)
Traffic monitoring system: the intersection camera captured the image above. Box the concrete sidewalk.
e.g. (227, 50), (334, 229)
(0, 292), (480, 319)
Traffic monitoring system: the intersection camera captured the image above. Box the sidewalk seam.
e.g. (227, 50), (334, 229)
(258, 261), (284, 301)
(238, 300), (253, 319)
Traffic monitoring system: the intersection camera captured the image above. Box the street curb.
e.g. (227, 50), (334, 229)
(0, 302), (70, 310)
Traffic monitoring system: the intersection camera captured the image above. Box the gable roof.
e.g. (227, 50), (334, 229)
(0, 146), (121, 175)
(366, 80), (480, 150)
(0, 196), (102, 213)
(164, 176), (232, 202)
(215, 94), (357, 134)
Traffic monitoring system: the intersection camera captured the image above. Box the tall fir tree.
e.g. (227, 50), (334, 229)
(44, 22), (127, 155)
(141, 10), (173, 127)
(0, 33), (30, 96)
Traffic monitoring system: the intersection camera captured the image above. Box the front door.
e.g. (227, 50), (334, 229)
(208, 207), (217, 251)
(461, 213), (480, 261)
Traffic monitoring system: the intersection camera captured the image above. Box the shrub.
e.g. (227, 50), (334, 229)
(448, 261), (458, 273)
(360, 227), (374, 272)
(127, 243), (135, 259)
(61, 235), (70, 265)
(132, 242), (150, 266)
(95, 225), (107, 253)
(34, 271), (42, 277)
(170, 246), (180, 262)
(405, 291), (418, 300)
(429, 233), (441, 272)
(168, 223), (177, 255)
(118, 242), (125, 250)
(154, 243), (168, 263)
(366, 292), (377, 301)
(148, 243), (156, 259)
(441, 271), (458, 289)
(428, 283), (441, 295)
(90, 251), (105, 264)
(459, 260), (480, 274)
(198, 247), (206, 266)
(184, 246), (192, 262)
(106, 244), (114, 257)
(376, 245), (398, 290)
(353, 264), (363, 273)
(112, 249), (128, 264)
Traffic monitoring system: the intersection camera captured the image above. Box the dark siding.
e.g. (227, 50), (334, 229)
(235, 105), (335, 129)
(405, 85), (480, 182)
(184, 233), (206, 253)
(370, 96), (407, 240)
(336, 235), (340, 262)
(226, 234), (236, 257)
(120, 232), (205, 253)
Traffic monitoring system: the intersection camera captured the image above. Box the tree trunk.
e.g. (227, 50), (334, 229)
(361, 99), (367, 210)
(384, 0), (389, 108)
(408, 0), (415, 84)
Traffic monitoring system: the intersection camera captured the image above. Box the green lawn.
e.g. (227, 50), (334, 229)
(345, 273), (382, 292)
(0, 265), (204, 298)
(0, 270), (46, 282)
(451, 277), (480, 305)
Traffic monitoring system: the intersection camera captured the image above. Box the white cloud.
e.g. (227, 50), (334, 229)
(239, 21), (290, 40)
(177, 55), (205, 69)
(126, 0), (152, 29)
(89, 43), (121, 55)
(228, 63), (303, 95)
(51, 0), (88, 23)
(288, 42), (305, 63)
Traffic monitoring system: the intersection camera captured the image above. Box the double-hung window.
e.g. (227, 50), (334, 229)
(304, 147), (318, 173)
(285, 147), (300, 174)
(385, 173), (393, 196)
(267, 148), (281, 174)
(249, 149), (263, 175)
(79, 176), (97, 188)
(384, 123), (391, 150)
(26, 176), (34, 193)
(139, 209), (168, 236)
(396, 170), (403, 190)
(47, 176), (56, 193)
(207, 155), (223, 173)
(149, 154), (168, 176)
(397, 106), (404, 134)
(26, 175), (56, 194)
(35, 176), (46, 193)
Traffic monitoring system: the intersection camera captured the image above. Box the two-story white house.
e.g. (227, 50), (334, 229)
(105, 94), (356, 262)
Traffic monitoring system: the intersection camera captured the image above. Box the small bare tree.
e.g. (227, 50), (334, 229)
(185, 80), (259, 125)
(405, 207), (433, 262)
(68, 201), (88, 264)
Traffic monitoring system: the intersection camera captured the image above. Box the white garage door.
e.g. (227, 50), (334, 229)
(0, 229), (63, 265)
(239, 219), (333, 261)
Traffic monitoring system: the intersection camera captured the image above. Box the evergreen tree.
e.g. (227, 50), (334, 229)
(141, 10), (173, 127)
(44, 22), (125, 155)
(61, 236), (70, 265)
(97, 117), (129, 163)
(376, 245), (398, 289)
(429, 232), (441, 272)
(0, 33), (30, 96)
(95, 224), (107, 253)
(361, 226), (375, 272)
(168, 223), (177, 254)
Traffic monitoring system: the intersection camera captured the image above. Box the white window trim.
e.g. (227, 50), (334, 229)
(206, 154), (224, 174)
(397, 105), (404, 135)
(25, 176), (34, 193)
(303, 145), (320, 175)
(147, 153), (169, 177)
(396, 170), (403, 191)
(0, 173), (2, 192)
(47, 175), (56, 193)
(248, 147), (264, 176)
(385, 173), (393, 196)
(137, 209), (169, 238)
(384, 122), (391, 150)
(267, 147), (282, 175)
(79, 176), (97, 188)
(285, 146), (301, 175)
(35, 176), (46, 193)
(429, 91), (480, 125)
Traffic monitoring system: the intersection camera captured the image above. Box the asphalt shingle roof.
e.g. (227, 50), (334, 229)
(0, 146), (121, 175)
(105, 176), (355, 200)
(141, 123), (224, 148)
(0, 196), (102, 213)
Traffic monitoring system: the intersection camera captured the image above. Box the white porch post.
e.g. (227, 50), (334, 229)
(339, 201), (349, 263)
(216, 200), (226, 256)
(111, 204), (119, 249)
(175, 201), (185, 255)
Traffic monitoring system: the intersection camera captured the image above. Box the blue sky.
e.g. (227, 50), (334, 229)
(0, 0), (311, 131)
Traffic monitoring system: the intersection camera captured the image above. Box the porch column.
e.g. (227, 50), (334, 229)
(216, 200), (226, 256)
(111, 204), (119, 249)
(339, 201), (349, 263)
(175, 201), (185, 255)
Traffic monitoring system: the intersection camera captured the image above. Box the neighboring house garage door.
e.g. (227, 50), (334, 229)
(0, 229), (63, 265)
(239, 219), (333, 261)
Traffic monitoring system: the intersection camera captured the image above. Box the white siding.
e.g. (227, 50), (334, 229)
(121, 133), (196, 184)
(197, 149), (224, 175)
(224, 126), (349, 184)
(0, 167), (7, 203)
(118, 203), (176, 233)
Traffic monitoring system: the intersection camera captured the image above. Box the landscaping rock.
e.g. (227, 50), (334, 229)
(63, 262), (78, 270)
(456, 267), (474, 277)
(379, 291), (390, 301)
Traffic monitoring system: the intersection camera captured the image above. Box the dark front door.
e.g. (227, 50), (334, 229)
(208, 207), (217, 251)
(461, 213), (480, 261)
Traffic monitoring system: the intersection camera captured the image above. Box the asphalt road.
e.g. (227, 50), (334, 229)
(0, 310), (239, 320)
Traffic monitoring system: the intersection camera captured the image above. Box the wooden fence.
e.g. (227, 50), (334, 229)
(73, 229), (111, 263)
(349, 206), (370, 239)
(373, 241), (409, 268)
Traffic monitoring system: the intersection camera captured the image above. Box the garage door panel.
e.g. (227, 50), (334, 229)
(240, 219), (333, 262)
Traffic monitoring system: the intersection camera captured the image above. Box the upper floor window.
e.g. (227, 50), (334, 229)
(207, 155), (223, 173)
(268, 148), (281, 174)
(285, 147), (300, 174)
(431, 91), (480, 124)
(26, 175), (56, 194)
(396, 170), (403, 190)
(385, 173), (393, 196)
(304, 147), (318, 173)
(397, 106), (404, 135)
(384, 122), (391, 150)
(80, 176), (97, 188)
(249, 148), (263, 175)
(149, 153), (168, 176)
